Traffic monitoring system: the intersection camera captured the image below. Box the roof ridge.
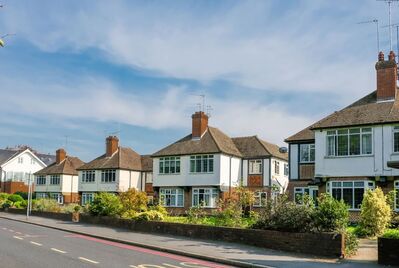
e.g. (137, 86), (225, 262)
(254, 136), (272, 155)
(207, 127), (223, 153)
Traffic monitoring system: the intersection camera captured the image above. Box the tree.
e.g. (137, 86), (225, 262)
(119, 188), (148, 213)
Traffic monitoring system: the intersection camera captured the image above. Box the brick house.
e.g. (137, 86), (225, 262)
(34, 149), (84, 204)
(0, 147), (55, 194)
(286, 51), (399, 219)
(77, 136), (153, 205)
(152, 111), (288, 214)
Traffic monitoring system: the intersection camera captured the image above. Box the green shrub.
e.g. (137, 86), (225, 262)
(252, 195), (315, 232)
(313, 193), (349, 233)
(13, 200), (28, 209)
(131, 210), (165, 221)
(148, 204), (168, 217)
(214, 199), (243, 227)
(61, 203), (81, 213)
(359, 188), (392, 237)
(89, 193), (122, 217)
(382, 229), (399, 239)
(2, 200), (12, 209)
(391, 214), (399, 228)
(186, 205), (205, 224)
(119, 189), (148, 214)
(7, 194), (24, 203)
(345, 231), (359, 256)
(34, 199), (61, 213)
(14, 192), (29, 200)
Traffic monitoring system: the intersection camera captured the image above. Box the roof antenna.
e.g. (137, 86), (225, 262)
(377, 0), (399, 51)
(64, 135), (69, 151)
(206, 105), (213, 118)
(191, 94), (206, 112)
(357, 19), (380, 53)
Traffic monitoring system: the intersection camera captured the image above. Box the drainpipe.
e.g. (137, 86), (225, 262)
(229, 156), (232, 197)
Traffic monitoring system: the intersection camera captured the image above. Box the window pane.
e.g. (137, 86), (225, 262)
(394, 132), (399, 153)
(300, 145), (309, 162)
(343, 188), (353, 208)
(327, 136), (335, 156)
(362, 134), (372, 154)
(338, 135), (348, 156)
(349, 134), (360, 155)
(332, 188), (341, 200)
(354, 188), (364, 209)
(309, 145), (315, 161)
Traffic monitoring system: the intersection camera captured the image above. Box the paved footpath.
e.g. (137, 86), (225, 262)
(0, 212), (383, 268)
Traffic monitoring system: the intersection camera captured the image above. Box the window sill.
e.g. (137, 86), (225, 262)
(324, 154), (373, 159)
(158, 173), (181, 176)
(189, 172), (215, 175)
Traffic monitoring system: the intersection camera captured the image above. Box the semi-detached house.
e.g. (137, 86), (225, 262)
(152, 111), (288, 213)
(34, 148), (84, 204)
(77, 136), (153, 205)
(286, 51), (399, 219)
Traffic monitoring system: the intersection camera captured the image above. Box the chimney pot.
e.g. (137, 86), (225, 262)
(192, 111), (209, 139)
(389, 50), (396, 62)
(106, 136), (119, 157)
(378, 51), (385, 61)
(56, 148), (66, 164)
(375, 51), (398, 101)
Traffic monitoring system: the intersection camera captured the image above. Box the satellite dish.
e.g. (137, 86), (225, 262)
(279, 147), (288, 153)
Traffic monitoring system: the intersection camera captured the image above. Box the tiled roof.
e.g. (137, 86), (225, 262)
(77, 147), (144, 171)
(35, 156), (85, 176)
(285, 126), (315, 143)
(141, 155), (153, 172)
(152, 127), (242, 157)
(0, 149), (55, 166)
(232, 136), (288, 160)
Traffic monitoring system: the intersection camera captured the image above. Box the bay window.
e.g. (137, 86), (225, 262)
(101, 169), (116, 183)
(249, 160), (262, 175)
(294, 187), (318, 205)
(192, 188), (218, 208)
(36, 193), (48, 199)
(82, 170), (95, 183)
(254, 191), (267, 207)
(327, 181), (375, 210)
(81, 192), (95, 205)
(300, 144), (315, 163)
(159, 157), (181, 174)
(190, 155), (214, 173)
(160, 188), (184, 207)
(327, 128), (372, 157)
(50, 175), (60, 185)
(49, 193), (63, 204)
(36, 176), (46, 185)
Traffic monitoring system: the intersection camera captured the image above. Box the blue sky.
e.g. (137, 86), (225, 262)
(0, 0), (394, 161)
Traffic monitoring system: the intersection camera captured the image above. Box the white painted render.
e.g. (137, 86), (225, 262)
(270, 157), (289, 192)
(78, 169), (142, 193)
(315, 125), (399, 177)
(220, 155), (241, 189)
(242, 160), (248, 186)
(289, 144), (299, 180)
(263, 159), (270, 187)
(34, 174), (78, 193)
(1, 150), (47, 183)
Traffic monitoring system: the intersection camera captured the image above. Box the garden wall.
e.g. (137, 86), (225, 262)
(4, 209), (344, 258)
(378, 237), (399, 265)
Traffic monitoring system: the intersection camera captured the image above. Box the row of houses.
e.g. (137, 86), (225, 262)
(2, 51), (399, 216)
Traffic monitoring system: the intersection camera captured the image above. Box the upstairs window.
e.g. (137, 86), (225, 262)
(393, 127), (399, 153)
(274, 161), (280, 175)
(327, 128), (372, 157)
(36, 176), (46, 185)
(248, 160), (262, 175)
(50, 175), (60, 185)
(284, 163), (289, 176)
(159, 157), (181, 174)
(18, 157), (23, 164)
(300, 144), (315, 163)
(190, 155), (214, 173)
(31, 159), (35, 165)
(82, 170), (95, 183)
(101, 169), (116, 183)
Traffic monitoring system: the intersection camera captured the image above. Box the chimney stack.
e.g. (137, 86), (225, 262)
(192, 111), (209, 139)
(56, 148), (66, 164)
(106, 136), (119, 157)
(376, 51), (398, 101)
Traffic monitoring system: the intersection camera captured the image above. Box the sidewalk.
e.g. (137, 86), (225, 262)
(0, 212), (381, 268)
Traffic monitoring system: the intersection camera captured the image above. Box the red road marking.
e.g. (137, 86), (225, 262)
(69, 234), (232, 268)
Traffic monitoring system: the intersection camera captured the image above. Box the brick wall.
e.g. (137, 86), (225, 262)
(378, 237), (399, 265)
(63, 193), (80, 204)
(1, 181), (33, 194)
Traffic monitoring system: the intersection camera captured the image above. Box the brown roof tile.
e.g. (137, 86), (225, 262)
(285, 126), (315, 143)
(141, 155), (153, 172)
(77, 147), (143, 171)
(232, 136), (288, 160)
(152, 127), (242, 157)
(35, 156), (85, 176)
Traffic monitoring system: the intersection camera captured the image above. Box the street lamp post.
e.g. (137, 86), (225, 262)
(26, 173), (33, 220)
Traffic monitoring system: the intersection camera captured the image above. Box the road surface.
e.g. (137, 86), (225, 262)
(0, 218), (234, 268)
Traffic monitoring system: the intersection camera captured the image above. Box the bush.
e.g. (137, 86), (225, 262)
(186, 205), (206, 224)
(214, 199), (243, 227)
(89, 193), (122, 217)
(7, 194), (24, 203)
(14, 192), (28, 200)
(34, 199), (61, 212)
(382, 229), (399, 239)
(2, 200), (12, 209)
(131, 211), (165, 221)
(0, 193), (9, 206)
(119, 189), (148, 214)
(313, 193), (349, 233)
(148, 204), (168, 217)
(61, 203), (81, 213)
(359, 188), (392, 237)
(345, 231), (359, 256)
(13, 200), (28, 209)
(252, 195), (315, 232)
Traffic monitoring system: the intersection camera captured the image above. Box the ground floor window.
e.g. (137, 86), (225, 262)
(192, 188), (219, 208)
(159, 188), (184, 207)
(294, 187), (319, 205)
(395, 181), (399, 212)
(81, 192), (95, 205)
(327, 180), (375, 210)
(49, 193), (63, 204)
(36, 192), (48, 199)
(254, 191), (267, 207)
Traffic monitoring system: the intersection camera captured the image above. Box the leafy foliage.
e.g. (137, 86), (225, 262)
(186, 205), (206, 224)
(313, 193), (349, 232)
(382, 229), (399, 239)
(359, 188), (392, 237)
(13, 200), (28, 209)
(214, 199), (243, 227)
(119, 189), (148, 214)
(7, 194), (24, 203)
(89, 193), (122, 217)
(61, 203), (81, 213)
(131, 210), (165, 221)
(34, 199), (61, 213)
(344, 231), (359, 256)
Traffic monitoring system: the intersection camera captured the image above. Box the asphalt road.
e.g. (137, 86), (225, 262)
(0, 218), (234, 268)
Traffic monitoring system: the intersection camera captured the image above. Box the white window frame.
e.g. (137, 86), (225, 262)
(189, 155), (214, 173)
(36, 175), (46, 185)
(31, 159), (35, 165)
(81, 170), (96, 183)
(18, 157), (23, 164)
(159, 157), (181, 175)
(249, 159), (262, 175)
(192, 188), (219, 208)
(327, 181), (375, 210)
(394, 181), (399, 212)
(393, 126), (399, 153)
(81, 193), (95, 205)
(159, 188), (184, 207)
(294, 187), (319, 205)
(274, 160), (280, 175)
(284, 163), (289, 176)
(49, 193), (63, 204)
(326, 128), (373, 157)
(254, 191), (267, 207)
(36, 193), (48, 199)
(300, 144), (315, 163)
(50, 175), (60, 185)
(101, 169), (116, 183)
